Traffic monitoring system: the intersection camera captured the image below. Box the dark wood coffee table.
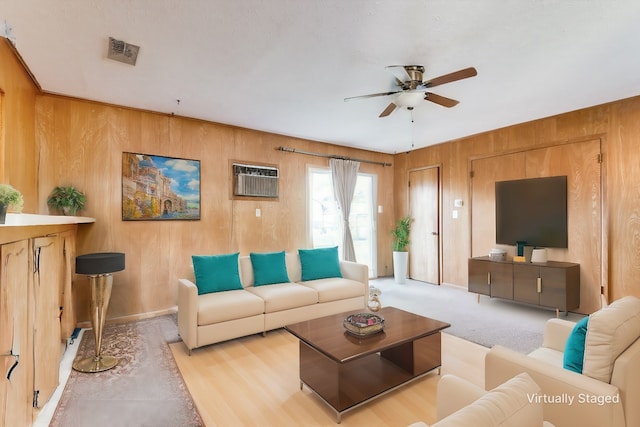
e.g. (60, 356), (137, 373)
(284, 306), (450, 422)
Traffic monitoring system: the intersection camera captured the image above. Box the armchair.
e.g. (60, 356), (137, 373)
(408, 373), (554, 427)
(485, 296), (640, 427)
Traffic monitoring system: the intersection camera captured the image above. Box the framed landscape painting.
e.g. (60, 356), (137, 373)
(122, 152), (201, 220)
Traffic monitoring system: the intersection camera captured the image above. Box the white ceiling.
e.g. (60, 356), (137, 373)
(2, 0), (640, 154)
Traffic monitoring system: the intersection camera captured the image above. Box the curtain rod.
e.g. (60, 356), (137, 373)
(276, 146), (392, 167)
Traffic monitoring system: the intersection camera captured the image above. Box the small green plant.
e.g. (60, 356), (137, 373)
(47, 185), (87, 215)
(391, 216), (412, 252)
(0, 184), (23, 211)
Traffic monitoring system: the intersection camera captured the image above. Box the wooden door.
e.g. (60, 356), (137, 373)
(409, 167), (440, 284)
(0, 240), (31, 427)
(59, 230), (77, 341)
(468, 259), (490, 296)
(32, 235), (62, 408)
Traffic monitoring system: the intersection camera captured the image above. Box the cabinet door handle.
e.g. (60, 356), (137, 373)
(537, 277), (542, 293)
(487, 272), (491, 285)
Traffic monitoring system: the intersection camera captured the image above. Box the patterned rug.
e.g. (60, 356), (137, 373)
(50, 314), (203, 427)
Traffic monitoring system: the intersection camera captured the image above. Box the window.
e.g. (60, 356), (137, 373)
(308, 167), (377, 277)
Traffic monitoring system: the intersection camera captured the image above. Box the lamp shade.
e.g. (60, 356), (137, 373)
(76, 252), (125, 275)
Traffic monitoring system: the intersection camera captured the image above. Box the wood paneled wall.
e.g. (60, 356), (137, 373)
(470, 139), (602, 313)
(5, 38), (640, 319)
(0, 39), (38, 212)
(395, 97), (640, 308)
(34, 96), (395, 321)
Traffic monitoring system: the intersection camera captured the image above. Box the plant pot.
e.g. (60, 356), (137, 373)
(393, 251), (408, 284)
(0, 203), (7, 224)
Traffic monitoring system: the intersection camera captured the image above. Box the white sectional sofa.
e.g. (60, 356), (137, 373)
(485, 296), (640, 427)
(177, 249), (368, 353)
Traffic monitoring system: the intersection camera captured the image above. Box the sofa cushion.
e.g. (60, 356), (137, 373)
(583, 296), (640, 383)
(298, 246), (342, 281)
(299, 277), (364, 303)
(192, 253), (243, 295)
(197, 289), (264, 325)
(247, 283), (318, 313)
(431, 372), (544, 427)
(563, 315), (589, 373)
(250, 251), (290, 286)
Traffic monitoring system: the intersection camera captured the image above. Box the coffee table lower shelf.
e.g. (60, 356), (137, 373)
(298, 332), (442, 423)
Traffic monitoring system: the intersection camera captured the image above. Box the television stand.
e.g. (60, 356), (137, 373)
(468, 256), (580, 315)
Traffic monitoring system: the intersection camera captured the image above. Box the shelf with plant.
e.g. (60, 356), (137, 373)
(0, 184), (24, 223)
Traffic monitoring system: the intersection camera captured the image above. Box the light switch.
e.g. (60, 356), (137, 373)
(452, 210), (458, 219)
(377, 205), (383, 214)
(256, 208), (261, 217)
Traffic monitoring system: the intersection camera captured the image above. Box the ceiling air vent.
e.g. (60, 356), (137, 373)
(233, 163), (279, 198)
(107, 37), (140, 66)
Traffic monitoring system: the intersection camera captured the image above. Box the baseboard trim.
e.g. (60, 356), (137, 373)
(76, 306), (178, 328)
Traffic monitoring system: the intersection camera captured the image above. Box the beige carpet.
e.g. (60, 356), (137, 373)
(50, 314), (203, 427)
(373, 278), (585, 353)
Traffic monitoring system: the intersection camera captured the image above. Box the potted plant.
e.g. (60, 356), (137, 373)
(391, 216), (411, 283)
(0, 184), (23, 224)
(47, 185), (87, 215)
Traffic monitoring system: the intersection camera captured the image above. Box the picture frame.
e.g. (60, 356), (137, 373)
(122, 152), (200, 220)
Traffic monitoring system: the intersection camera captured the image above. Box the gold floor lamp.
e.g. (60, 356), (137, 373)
(73, 252), (125, 373)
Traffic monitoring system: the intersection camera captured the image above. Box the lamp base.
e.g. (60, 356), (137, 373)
(73, 355), (118, 373)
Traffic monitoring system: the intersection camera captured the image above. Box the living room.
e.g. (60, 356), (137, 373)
(2, 1), (640, 426)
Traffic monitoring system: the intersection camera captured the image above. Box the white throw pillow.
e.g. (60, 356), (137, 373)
(583, 296), (640, 383)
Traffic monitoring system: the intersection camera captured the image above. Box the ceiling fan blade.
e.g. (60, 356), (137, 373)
(425, 92), (460, 108)
(385, 65), (413, 83)
(344, 91), (401, 101)
(379, 102), (397, 117)
(424, 67), (477, 88)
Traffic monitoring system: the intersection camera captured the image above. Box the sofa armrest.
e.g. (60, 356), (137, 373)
(486, 345), (625, 427)
(177, 278), (199, 353)
(436, 374), (486, 420)
(541, 318), (576, 352)
(611, 337), (640, 427)
(340, 260), (368, 288)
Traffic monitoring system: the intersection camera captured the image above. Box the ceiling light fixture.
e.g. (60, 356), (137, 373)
(394, 90), (425, 109)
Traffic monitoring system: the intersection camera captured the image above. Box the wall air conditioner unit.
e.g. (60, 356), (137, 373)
(233, 163), (279, 198)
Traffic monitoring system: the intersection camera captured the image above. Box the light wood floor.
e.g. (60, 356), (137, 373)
(169, 330), (488, 426)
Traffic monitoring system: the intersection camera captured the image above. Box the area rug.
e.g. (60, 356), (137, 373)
(50, 314), (203, 427)
(372, 278), (585, 354)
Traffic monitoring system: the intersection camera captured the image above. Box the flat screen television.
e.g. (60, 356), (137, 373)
(495, 175), (568, 248)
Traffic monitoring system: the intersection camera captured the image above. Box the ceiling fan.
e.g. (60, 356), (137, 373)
(344, 65), (477, 117)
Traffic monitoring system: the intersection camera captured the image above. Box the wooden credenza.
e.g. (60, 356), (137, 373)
(0, 214), (93, 426)
(468, 256), (580, 315)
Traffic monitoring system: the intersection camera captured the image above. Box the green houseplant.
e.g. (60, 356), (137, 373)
(391, 216), (411, 252)
(0, 184), (23, 224)
(47, 185), (87, 215)
(391, 216), (411, 284)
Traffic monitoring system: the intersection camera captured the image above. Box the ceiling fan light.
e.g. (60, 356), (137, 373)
(395, 91), (424, 108)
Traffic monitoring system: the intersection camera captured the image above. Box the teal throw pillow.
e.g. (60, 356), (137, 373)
(298, 246), (342, 281)
(192, 253), (243, 295)
(250, 251), (290, 286)
(563, 316), (590, 373)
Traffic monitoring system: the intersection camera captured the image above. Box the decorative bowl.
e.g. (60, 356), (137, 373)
(343, 312), (385, 336)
